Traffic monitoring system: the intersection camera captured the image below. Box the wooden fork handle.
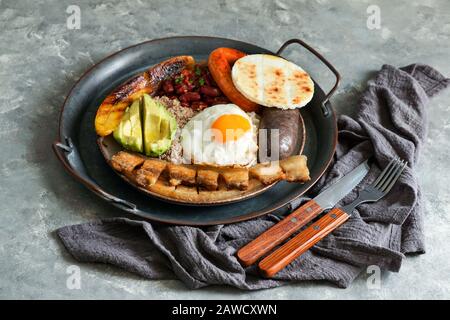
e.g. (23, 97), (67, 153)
(258, 207), (350, 278)
(237, 200), (323, 267)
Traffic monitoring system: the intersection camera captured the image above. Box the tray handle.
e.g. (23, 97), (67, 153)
(276, 38), (341, 117)
(52, 138), (138, 213)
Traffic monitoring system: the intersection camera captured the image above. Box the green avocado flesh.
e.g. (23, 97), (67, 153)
(113, 95), (177, 157)
(113, 100), (142, 152)
(142, 94), (177, 156)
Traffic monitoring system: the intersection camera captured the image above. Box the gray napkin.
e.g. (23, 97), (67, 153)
(57, 64), (449, 289)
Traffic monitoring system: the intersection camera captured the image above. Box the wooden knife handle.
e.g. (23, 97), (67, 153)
(258, 207), (350, 278)
(237, 200), (323, 267)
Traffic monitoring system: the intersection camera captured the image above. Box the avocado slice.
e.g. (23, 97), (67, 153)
(142, 94), (177, 156)
(113, 100), (143, 153)
(113, 106), (132, 148)
(113, 116), (124, 145)
(128, 99), (143, 152)
(160, 115), (177, 142)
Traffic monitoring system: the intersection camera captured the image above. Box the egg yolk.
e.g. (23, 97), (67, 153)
(211, 114), (251, 143)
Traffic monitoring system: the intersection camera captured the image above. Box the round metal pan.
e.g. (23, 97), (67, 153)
(53, 36), (339, 226)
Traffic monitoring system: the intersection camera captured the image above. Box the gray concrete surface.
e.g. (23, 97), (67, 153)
(0, 0), (449, 299)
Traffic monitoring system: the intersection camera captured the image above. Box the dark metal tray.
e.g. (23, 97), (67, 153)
(52, 36), (339, 225)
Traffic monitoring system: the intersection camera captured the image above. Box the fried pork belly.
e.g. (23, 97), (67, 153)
(197, 169), (219, 191)
(221, 168), (249, 190)
(279, 155), (310, 182)
(135, 159), (167, 187)
(166, 163), (197, 186)
(111, 151), (144, 174)
(109, 151), (310, 197)
(249, 162), (285, 185)
(173, 185), (199, 202)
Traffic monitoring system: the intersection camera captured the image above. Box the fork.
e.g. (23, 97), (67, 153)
(258, 157), (408, 278)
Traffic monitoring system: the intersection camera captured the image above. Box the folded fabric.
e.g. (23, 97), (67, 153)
(57, 64), (449, 289)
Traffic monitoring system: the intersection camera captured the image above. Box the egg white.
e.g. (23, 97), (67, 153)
(181, 104), (258, 167)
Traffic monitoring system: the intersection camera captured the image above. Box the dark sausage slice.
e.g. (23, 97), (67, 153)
(259, 108), (300, 160)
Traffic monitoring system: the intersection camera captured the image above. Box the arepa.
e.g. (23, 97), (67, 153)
(231, 54), (314, 109)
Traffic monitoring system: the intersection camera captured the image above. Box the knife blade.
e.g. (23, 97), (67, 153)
(237, 159), (370, 267)
(313, 160), (370, 210)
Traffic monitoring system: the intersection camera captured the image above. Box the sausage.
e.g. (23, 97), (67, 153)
(208, 48), (259, 112)
(259, 108), (300, 160)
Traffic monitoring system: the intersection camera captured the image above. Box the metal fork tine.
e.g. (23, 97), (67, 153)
(379, 160), (403, 191)
(340, 157), (406, 216)
(374, 158), (399, 189)
(371, 158), (396, 187)
(382, 161), (407, 194)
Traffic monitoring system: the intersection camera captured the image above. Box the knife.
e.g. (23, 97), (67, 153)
(258, 157), (406, 278)
(237, 159), (370, 267)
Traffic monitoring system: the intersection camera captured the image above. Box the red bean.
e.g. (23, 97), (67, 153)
(179, 92), (201, 102)
(203, 96), (215, 106)
(200, 86), (220, 97)
(162, 80), (174, 93)
(176, 84), (189, 95)
(156, 66), (229, 109)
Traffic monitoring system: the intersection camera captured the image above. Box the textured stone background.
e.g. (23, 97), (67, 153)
(0, 0), (449, 299)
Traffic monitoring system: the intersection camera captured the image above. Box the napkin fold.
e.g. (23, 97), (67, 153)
(57, 64), (449, 289)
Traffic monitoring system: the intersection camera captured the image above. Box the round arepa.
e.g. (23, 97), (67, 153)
(231, 54), (314, 109)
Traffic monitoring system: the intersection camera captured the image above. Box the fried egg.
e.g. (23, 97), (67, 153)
(181, 104), (258, 166)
